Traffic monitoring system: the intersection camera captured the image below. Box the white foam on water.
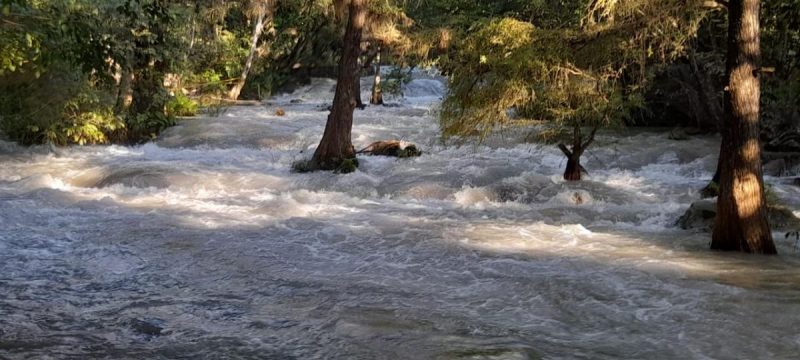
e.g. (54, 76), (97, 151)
(1, 74), (800, 359)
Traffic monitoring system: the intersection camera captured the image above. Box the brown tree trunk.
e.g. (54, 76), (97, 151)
(563, 155), (583, 181)
(370, 47), (383, 105)
(311, 0), (366, 170)
(229, 9), (269, 100)
(558, 125), (597, 181)
(711, 0), (777, 254)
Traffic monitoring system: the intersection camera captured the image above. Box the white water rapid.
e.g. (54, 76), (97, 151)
(1, 73), (800, 359)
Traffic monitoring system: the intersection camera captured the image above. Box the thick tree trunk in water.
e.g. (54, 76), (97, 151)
(563, 155), (582, 181)
(229, 10), (267, 100)
(558, 126), (597, 181)
(370, 48), (383, 105)
(711, 0), (776, 254)
(311, 0), (366, 170)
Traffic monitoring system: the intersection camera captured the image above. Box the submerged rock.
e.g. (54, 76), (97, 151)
(94, 167), (172, 189)
(677, 199), (800, 231)
(676, 200), (718, 230)
(130, 318), (164, 337)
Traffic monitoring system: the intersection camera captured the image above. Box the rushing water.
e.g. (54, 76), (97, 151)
(2, 74), (800, 359)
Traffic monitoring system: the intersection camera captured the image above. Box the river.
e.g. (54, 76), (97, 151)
(1, 74), (800, 359)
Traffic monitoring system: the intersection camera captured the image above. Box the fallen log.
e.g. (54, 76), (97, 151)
(357, 140), (422, 158)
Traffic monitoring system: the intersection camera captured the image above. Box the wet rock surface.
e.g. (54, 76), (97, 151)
(130, 318), (165, 337)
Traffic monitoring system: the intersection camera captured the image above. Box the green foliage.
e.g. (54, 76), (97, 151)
(188, 69), (228, 95)
(336, 157), (359, 174)
(765, 184), (781, 206)
(57, 89), (125, 145)
(701, 181), (720, 199)
(196, 95), (231, 117)
(383, 68), (412, 96)
(0, 68), (123, 145)
(166, 92), (198, 117)
(405, 0), (586, 31)
(125, 111), (176, 143)
(439, 1), (708, 142)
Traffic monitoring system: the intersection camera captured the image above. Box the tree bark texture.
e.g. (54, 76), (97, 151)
(558, 126), (597, 181)
(711, 0), (777, 254)
(312, 0), (366, 169)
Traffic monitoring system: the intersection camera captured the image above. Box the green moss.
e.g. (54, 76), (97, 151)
(765, 184), (780, 206)
(335, 157), (359, 174)
(291, 159), (318, 173)
(700, 181), (719, 198)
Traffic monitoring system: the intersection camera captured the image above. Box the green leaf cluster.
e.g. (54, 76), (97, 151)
(439, 0), (708, 141)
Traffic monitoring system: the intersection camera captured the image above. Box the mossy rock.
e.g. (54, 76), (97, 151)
(700, 181), (719, 198)
(291, 159), (318, 173)
(336, 157), (359, 174)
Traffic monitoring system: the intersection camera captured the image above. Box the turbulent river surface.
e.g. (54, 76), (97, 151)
(2, 73), (800, 359)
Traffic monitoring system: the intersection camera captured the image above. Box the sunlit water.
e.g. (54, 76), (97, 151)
(2, 74), (800, 359)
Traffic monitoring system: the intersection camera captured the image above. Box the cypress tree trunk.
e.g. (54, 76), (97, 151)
(563, 155), (583, 181)
(558, 126), (597, 182)
(229, 9), (268, 100)
(711, 0), (777, 254)
(311, 0), (366, 170)
(370, 48), (383, 105)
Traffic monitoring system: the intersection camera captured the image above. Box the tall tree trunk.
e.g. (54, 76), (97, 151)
(311, 0), (366, 171)
(370, 47), (383, 105)
(228, 9), (267, 100)
(711, 0), (776, 254)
